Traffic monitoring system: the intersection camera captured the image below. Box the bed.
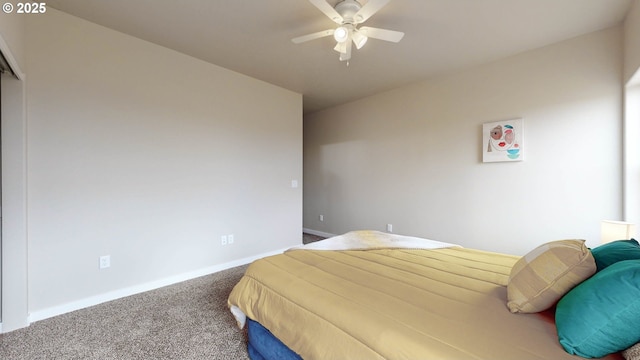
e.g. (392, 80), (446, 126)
(228, 231), (634, 359)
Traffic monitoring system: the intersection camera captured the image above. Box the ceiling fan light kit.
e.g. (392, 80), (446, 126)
(351, 29), (368, 49)
(292, 0), (404, 62)
(334, 26), (349, 43)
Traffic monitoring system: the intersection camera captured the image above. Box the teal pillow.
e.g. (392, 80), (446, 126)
(556, 260), (640, 358)
(591, 239), (640, 271)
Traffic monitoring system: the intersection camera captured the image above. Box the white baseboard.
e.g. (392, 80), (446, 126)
(303, 228), (336, 238)
(28, 247), (289, 324)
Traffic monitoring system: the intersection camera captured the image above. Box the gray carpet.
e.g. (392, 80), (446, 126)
(0, 233), (325, 360)
(0, 264), (250, 360)
(302, 232), (326, 244)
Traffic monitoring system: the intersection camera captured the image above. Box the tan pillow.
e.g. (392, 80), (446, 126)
(624, 343), (640, 360)
(507, 239), (596, 313)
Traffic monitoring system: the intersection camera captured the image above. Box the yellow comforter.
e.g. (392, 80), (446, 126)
(228, 246), (587, 359)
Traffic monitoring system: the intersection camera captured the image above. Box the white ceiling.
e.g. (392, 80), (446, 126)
(46, 0), (632, 114)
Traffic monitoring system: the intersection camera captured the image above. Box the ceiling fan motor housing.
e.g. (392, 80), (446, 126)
(335, 0), (363, 24)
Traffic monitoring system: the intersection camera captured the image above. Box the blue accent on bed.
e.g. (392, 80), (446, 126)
(247, 319), (302, 360)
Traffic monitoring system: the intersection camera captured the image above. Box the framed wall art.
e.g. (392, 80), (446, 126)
(482, 118), (524, 162)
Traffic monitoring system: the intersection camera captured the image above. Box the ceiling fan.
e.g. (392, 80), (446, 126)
(292, 0), (404, 62)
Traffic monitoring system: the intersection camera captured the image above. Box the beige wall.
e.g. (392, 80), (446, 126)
(624, 84), (640, 228)
(623, 0), (640, 230)
(304, 27), (623, 255)
(0, 5), (25, 73)
(24, 9), (302, 318)
(624, 0), (640, 84)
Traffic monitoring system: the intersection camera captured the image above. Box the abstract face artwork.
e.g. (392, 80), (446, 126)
(482, 119), (524, 162)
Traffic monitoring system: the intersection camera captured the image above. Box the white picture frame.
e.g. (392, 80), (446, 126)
(482, 118), (524, 162)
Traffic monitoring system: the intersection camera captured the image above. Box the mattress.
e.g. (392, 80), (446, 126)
(228, 234), (614, 359)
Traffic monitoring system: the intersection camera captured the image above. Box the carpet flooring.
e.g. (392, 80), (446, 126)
(0, 265), (250, 360)
(0, 233), (325, 360)
(302, 232), (326, 244)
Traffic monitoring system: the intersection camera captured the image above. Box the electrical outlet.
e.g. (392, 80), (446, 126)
(228, 234), (234, 244)
(319, 215), (324, 222)
(221, 235), (228, 246)
(386, 224), (393, 233)
(99, 255), (111, 269)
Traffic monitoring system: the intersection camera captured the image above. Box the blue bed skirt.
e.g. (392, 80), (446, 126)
(247, 319), (302, 360)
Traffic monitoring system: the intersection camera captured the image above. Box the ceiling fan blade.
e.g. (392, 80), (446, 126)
(358, 26), (404, 42)
(353, 0), (391, 24)
(292, 29), (335, 44)
(308, 0), (343, 24)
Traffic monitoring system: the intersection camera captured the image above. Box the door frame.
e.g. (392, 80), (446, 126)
(0, 32), (28, 333)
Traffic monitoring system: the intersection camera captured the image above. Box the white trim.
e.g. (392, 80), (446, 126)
(0, 34), (25, 80)
(1, 59), (29, 333)
(623, 83), (640, 228)
(303, 228), (336, 238)
(28, 248), (289, 324)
